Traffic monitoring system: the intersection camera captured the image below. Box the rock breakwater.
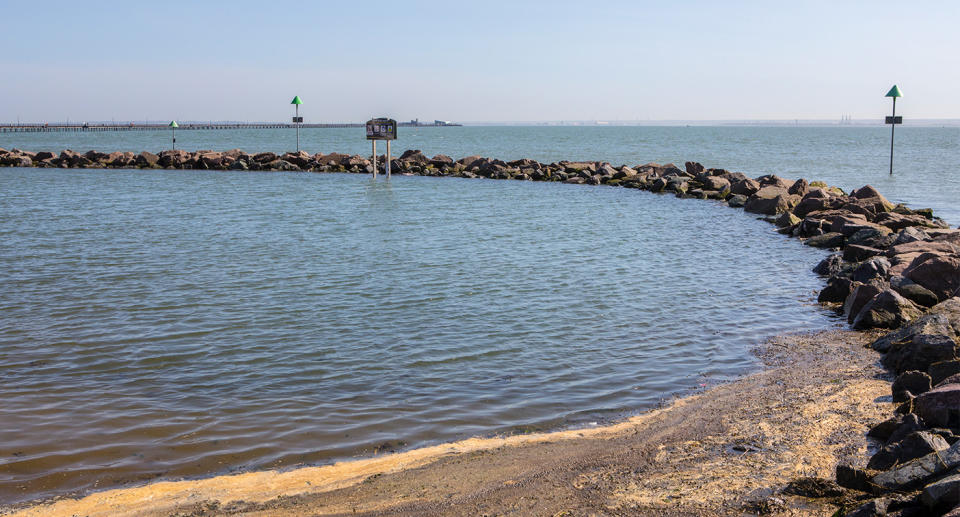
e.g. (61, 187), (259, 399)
(3, 146), (960, 514)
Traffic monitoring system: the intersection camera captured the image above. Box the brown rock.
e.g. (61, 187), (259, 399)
(915, 384), (960, 428)
(904, 254), (960, 302)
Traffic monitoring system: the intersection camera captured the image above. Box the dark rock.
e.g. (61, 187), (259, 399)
(398, 149), (429, 165)
(782, 477), (844, 497)
(848, 228), (892, 248)
(729, 177), (761, 197)
(895, 227), (933, 245)
(877, 212), (937, 231)
(915, 384), (960, 428)
(813, 254), (845, 276)
(872, 300), (960, 353)
(787, 178), (809, 196)
(872, 440), (960, 490)
(684, 161), (704, 175)
(867, 431), (949, 470)
(884, 333), (959, 375)
(701, 175), (730, 192)
(846, 498), (890, 517)
(931, 360), (960, 386)
(936, 373), (960, 388)
(755, 174), (790, 188)
(727, 194), (748, 208)
(921, 472), (960, 509)
(775, 212), (801, 228)
(850, 185), (896, 212)
(794, 190), (846, 218)
(744, 186), (799, 215)
(853, 289), (922, 330)
(896, 283), (941, 308)
(886, 414), (925, 445)
(135, 151), (159, 168)
(845, 244), (884, 262)
(893, 371), (933, 401)
(845, 283), (884, 323)
(868, 414), (909, 441)
(33, 151), (56, 161)
(796, 217), (827, 237)
(836, 464), (876, 492)
(852, 256), (892, 283)
(820, 276), (854, 304)
(904, 254), (960, 303)
(805, 232), (845, 249)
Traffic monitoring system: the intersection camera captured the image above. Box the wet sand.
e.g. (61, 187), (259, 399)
(4, 328), (890, 517)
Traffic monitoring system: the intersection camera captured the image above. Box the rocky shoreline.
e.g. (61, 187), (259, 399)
(3, 146), (960, 515)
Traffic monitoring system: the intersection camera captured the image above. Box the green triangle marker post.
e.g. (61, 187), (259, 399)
(291, 96), (303, 152)
(169, 121), (178, 151)
(885, 85), (902, 175)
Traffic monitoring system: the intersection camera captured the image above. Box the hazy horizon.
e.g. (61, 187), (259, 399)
(2, 1), (958, 123)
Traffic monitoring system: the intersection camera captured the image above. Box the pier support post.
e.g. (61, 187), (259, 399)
(386, 140), (391, 178)
(372, 140), (377, 178)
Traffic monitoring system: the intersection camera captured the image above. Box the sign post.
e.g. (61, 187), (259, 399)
(291, 95), (303, 153)
(169, 120), (178, 150)
(884, 85), (903, 175)
(365, 118), (397, 178)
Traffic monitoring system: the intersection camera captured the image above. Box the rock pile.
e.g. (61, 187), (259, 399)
(3, 147), (959, 513)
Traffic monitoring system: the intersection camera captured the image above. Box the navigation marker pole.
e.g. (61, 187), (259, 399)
(884, 85), (903, 175)
(169, 120), (178, 151)
(291, 95), (303, 153)
(372, 140), (378, 178)
(386, 140), (391, 178)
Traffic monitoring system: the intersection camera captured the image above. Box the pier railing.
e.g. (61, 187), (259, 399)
(0, 123), (367, 133)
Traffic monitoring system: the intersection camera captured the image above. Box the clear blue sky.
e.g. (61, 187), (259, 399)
(1, 0), (956, 123)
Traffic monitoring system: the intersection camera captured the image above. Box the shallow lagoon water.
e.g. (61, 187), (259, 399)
(0, 166), (837, 504)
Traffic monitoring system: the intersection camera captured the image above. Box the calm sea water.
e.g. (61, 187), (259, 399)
(0, 126), (955, 505)
(3, 125), (959, 224)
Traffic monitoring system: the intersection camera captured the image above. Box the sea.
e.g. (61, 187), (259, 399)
(1, 125), (957, 505)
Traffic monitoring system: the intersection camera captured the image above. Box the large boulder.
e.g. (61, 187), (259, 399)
(849, 185), (895, 212)
(872, 440), (960, 490)
(921, 472), (960, 510)
(843, 244), (883, 262)
(915, 384), (960, 428)
(904, 254), (960, 302)
(398, 149), (429, 165)
(819, 276), (854, 303)
(135, 151), (159, 168)
(892, 370), (933, 401)
(813, 254), (844, 276)
(891, 276), (941, 308)
(793, 189), (846, 218)
(729, 178), (760, 197)
(805, 232), (844, 249)
(852, 289), (922, 330)
(744, 186), (799, 215)
(872, 298), (960, 353)
(867, 430), (950, 470)
(851, 256), (891, 283)
(844, 283), (885, 324)
(883, 333), (959, 374)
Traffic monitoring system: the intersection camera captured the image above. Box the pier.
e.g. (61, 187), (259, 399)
(0, 121), (462, 133)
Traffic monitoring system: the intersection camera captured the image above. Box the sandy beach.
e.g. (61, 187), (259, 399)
(4, 329), (889, 516)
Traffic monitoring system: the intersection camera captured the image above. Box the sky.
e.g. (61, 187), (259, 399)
(1, 0), (958, 123)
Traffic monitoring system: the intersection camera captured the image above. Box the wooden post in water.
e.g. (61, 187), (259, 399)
(386, 140), (391, 178)
(372, 140), (377, 178)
